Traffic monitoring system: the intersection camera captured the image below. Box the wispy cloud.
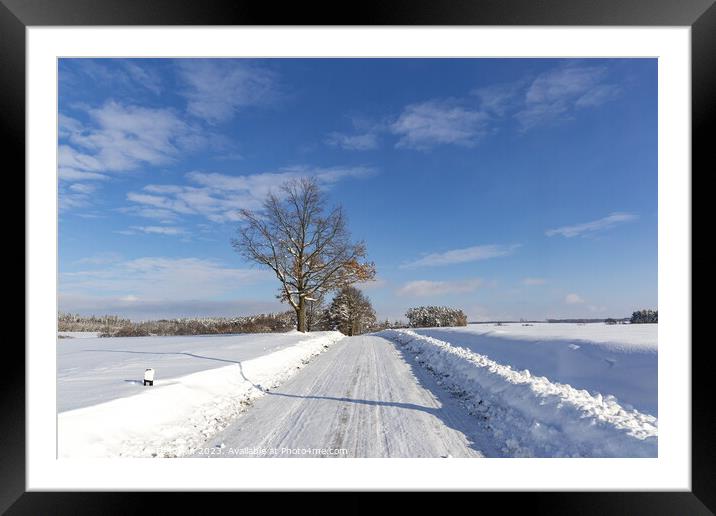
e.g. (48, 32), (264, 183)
(122, 60), (163, 96)
(74, 252), (123, 266)
(546, 212), (637, 238)
(176, 59), (279, 123)
(58, 294), (284, 320)
(516, 64), (620, 130)
(325, 116), (385, 151)
(119, 226), (186, 236)
(565, 293), (585, 304)
(125, 166), (375, 224)
(60, 59), (164, 98)
(330, 62), (624, 153)
(58, 101), (207, 196)
(61, 257), (269, 300)
(471, 80), (525, 116)
(397, 278), (483, 297)
(391, 99), (490, 150)
(401, 244), (519, 269)
(325, 131), (379, 151)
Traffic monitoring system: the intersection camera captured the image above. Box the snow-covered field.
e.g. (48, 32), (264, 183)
(58, 331), (344, 458)
(412, 323), (657, 416)
(57, 322), (658, 459)
(379, 323), (657, 457)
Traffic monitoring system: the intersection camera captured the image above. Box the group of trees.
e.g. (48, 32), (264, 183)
(233, 177), (375, 333)
(631, 309), (658, 324)
(59, 312), (298, 337)
(60, 178), (492, 338)
(58, 313), (130, 333)
(231, 176), (481, 335)
(405, 306), (468, 328)
(299, 286), (378, 336)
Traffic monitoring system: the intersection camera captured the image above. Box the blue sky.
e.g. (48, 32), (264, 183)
(58, 58), (657, 321)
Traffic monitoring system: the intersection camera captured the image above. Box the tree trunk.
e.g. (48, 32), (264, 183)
(297, 299), (307, 332)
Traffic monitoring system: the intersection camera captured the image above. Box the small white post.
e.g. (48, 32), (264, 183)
(144, 368), (155, 386)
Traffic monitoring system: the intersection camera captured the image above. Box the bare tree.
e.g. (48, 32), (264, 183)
(232, 177), (375, 332)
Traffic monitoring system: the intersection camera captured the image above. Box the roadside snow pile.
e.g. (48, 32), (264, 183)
(414, 323), (657, 416)
(379, 329), (657, 457)
(58, 331), (344, 458)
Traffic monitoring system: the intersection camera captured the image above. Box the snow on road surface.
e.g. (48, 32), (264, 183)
(58, 331), (344, 458)
(380, 329), (657, 457)
(196, 335), (495, 458)
(58, 331), (339, 411)
(412, 323), (657, 416)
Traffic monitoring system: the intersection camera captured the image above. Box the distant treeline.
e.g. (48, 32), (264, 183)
(406, 306), (468, 328)
(58, 313), (131, 332)
(58, 311), (298, 337)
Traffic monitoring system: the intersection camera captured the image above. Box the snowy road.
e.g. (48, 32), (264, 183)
(196, 335), (496, 458)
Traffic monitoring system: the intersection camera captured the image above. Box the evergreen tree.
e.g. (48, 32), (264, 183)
(326, 286), (376, 336)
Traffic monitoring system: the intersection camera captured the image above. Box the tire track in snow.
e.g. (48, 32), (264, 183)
(195, 335), (488, 458)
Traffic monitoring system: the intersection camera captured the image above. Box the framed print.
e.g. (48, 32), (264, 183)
(6, 0), (711, 512)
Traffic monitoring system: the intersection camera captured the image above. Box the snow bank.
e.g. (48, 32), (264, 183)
(379, 329), (657, 457)
(414, 323), (657, 416)
(58, 332), (344, 458)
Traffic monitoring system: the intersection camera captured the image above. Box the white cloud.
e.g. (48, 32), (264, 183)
(397, 278), (483, 297)
(68, 183), (97, 194)
(58, 145), (108, 181)
(565, 293), (585, 304)
(472, 81), (524, 116)
(516, 64), (620, 130)
(126, 166), (375, 224)
(74, 252), (123, 266)
(72, 101), (201, 170)
(61, 59), (163, 97)
(125, 226), (186, 236)
(401, 244), (519, 268)
(122, 61), (162, 95)
(59, 181), (100, 211)
(522, 277), (547, 286)
(58, 294), (284, 320)
(575, 84), (621, 108)
(58, 101), (207, 196)
(176, 59), (278, 123)
(61, 257), (270, 300)
(546, 212), (637, 238)
(391, 99), (489, 150)
(325, 131), (379, 150)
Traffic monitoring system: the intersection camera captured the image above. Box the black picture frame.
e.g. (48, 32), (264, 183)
(5, 0), (709, 512)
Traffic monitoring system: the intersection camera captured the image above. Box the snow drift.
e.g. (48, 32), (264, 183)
(413, 323), (658, 416)
(379, 329), (657, 457)
(58, 331), (344, 458)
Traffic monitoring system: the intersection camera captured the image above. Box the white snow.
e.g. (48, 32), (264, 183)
(58, 331), (332, 411)
(411, 323), (657, 416)
(378, 328), (657, 458)
(58, 331), (344, 458)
